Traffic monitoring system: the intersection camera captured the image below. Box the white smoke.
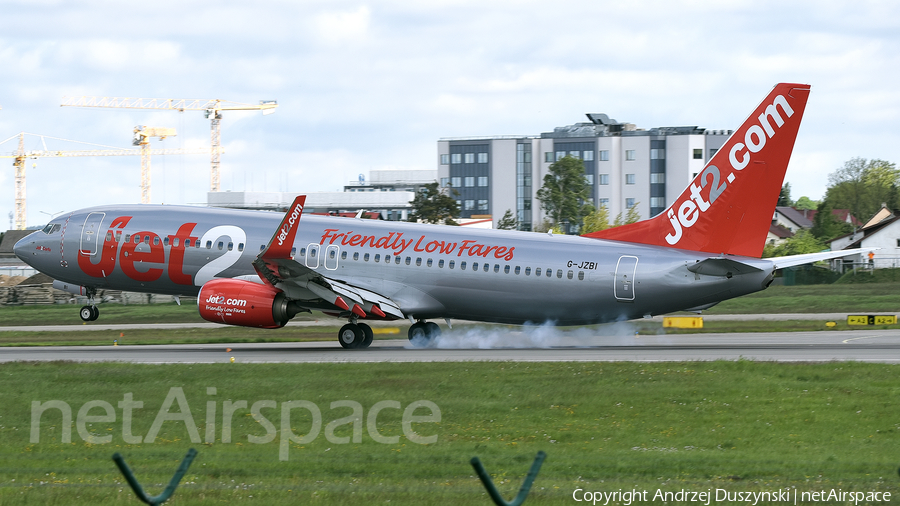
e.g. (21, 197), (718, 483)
(405, 320), (647, 349)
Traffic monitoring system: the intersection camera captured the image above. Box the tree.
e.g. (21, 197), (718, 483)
(762, 229), (825, 258)
(497, 209), (518, 230)
(777, 183), (793, 207)
(407, 182), (459, 225)
(824, 157), (900, 222)
(535, 156), (592, 233)
(810, 199), (852, 241)
(581, 203), (610, 234)
(793, 196), (818, 211)
(624, 202), (641, 224)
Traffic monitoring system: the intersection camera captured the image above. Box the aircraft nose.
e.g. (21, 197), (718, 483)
(14, 232), (41, 263)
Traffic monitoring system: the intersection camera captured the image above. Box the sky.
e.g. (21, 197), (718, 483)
(0, 0), (898, 228)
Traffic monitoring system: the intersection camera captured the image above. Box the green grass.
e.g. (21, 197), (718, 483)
(836, 267), (900, 284)
(1, 361), (898, 504)
(707, 282), (900, 314)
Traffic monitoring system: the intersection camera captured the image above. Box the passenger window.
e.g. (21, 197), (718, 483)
(238, 243), (244, 252)
(106, 231), (113, 241)
(385, 255), (391, 263)
(364, 253), (370, 261)
(353, 252), (359, 261)
(291, 247), (297, 257)
(330, 250), (336, 259)
(300, 247), (306, 256)
(341, 251), (348, 260)
(525, 267), (530, 276)
(228, 242), (234, 251)
(546, 269), (552, 277)
(493, 264), (499, 273)
(416, 258), (422, 266)
(484, 263), (489, 272)
(259, 244), (265, 252)
(405, 257), (411, 265)
(395, 256), (401, 265)
(115, 231), (122, 243)
(206, 240), (212, 249)
(218, 241), (224, 250)
(144, 236), (151, 244)
(460, 261), (467, 270)
(449, 260), (455, 269)
(163, 237), (169, 246)
(535, 268), (541, 276)
(171, 238), (178, 247)
(472, 262), (479, 271)
(567, 270), (573, 279)
(578, 271), (585, 281)
(374, 254), (381, 262)
(557, 269), (563, 278)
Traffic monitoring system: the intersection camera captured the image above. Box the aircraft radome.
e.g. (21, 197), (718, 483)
(15, 83), (860, 349)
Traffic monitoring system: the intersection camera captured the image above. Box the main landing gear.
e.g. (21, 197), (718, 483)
(79, 287), (99, 322)
(337, 318), (443, 349)
(408, 320), (440, 347)
(338, 320), (374, 349)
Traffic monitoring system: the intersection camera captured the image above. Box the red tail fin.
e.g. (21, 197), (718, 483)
(584, 83), (811, 258)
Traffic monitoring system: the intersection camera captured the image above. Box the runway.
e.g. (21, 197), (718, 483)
(2, 329), (899, 363)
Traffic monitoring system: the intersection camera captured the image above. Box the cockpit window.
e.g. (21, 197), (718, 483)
(40, 224), (61, 234)
(41, 224), (52, 234)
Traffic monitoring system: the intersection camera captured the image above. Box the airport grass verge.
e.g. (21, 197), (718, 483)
(1, 361), (898, 505)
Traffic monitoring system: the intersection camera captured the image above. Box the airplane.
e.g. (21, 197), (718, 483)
(14, 83), (860, 349)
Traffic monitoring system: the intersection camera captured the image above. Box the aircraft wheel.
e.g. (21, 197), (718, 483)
(425, 321), (441, 339)
(358, 323), (374, 348)
(408, 321), (438, 347)
(91, 306), (100, 321)
(80, 306), (95, 322)
(338, 323), (365, 349)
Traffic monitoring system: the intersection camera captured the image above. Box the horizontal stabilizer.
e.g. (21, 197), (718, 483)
(688, 258), (762, 277)
(770, 248), (871, 270)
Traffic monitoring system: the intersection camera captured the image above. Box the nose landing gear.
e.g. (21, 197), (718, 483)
(79, 287), (99, 322)
(79, 305), (99, 322)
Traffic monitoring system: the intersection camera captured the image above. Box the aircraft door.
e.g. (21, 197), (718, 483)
(324, 245), (339, 270)
(614, 255), (638, 301)
(79, 212), (106, 257)
(306, 243), (320, 269)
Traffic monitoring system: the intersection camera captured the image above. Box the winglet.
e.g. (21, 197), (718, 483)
(261, 195), (306, 260)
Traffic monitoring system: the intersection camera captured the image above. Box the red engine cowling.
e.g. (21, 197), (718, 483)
(198, 278), (291, 329)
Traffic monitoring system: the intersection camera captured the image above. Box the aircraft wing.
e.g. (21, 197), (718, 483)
(251, 196), (404, 320)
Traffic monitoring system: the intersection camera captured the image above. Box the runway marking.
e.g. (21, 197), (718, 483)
(841, 335), (883, 344)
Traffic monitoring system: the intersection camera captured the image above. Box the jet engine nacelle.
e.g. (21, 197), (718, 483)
(198, 278), (298, 329)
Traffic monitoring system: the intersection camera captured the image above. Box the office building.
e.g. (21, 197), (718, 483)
(438, 114), (731, 231)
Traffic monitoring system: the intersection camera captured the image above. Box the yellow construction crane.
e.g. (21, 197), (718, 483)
(133, 126), (177, 205)
(0, 132), (206, 229)
(60, 97), (278, 192)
